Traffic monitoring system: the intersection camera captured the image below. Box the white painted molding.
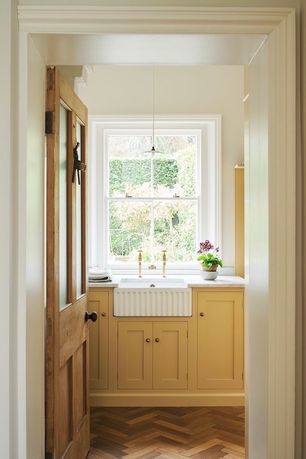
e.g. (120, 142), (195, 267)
(74, 65), (93, 92)
(266, 10), (296, 459)
(89, 115), (222, 271)
(18, 6), (293, 34)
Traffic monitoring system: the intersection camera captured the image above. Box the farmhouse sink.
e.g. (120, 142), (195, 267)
(114, 277), (192, 316)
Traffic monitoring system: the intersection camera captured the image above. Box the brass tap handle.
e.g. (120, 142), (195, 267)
(162, 250), (167, 278)
(138, 250), (143, 278)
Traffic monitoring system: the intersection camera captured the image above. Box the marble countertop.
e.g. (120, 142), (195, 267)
(88, 275), (245, 288)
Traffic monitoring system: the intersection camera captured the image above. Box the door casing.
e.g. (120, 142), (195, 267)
(17, 7), (296, 459)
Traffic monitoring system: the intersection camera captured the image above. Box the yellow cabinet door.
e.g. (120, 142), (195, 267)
(88, 290), (110, 390)
(197, 291), (244, 390)
(153, 322), (188, 390)
(118, 322), (153, 390)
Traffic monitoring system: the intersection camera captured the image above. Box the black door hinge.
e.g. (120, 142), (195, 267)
(45, 111), (53, 134)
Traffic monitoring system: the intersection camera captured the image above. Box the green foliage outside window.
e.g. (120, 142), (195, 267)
(109, 158), (179, 195)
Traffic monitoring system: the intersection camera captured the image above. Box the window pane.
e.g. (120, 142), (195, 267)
(106, 130), (200, 266)
(108, 135), (152, 197)
(153, 201), (197, 262)
(59, 104), (68, 309)
(76, 121), (83, 298)
(153, 135), (197, 198)
(109, 201), (151, 262)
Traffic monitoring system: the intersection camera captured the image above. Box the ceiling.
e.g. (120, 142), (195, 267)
(33, 33), (266, 66)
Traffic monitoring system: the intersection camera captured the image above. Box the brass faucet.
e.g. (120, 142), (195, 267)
(162, 250), (167, 278)
(138, 250), (143, 278)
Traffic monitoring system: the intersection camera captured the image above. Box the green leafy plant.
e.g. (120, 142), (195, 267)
(197, 240), (223, 271)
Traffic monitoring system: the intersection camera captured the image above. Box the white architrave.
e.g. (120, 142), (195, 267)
(17, 6), (296, 459)
(88, 115), (222, 272)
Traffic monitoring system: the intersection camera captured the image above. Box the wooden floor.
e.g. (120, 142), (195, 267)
(88, 407), (245, 459)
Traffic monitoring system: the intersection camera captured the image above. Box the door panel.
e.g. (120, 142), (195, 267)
(118, 321), (152, 389)
(46, 67), (90, 459)
(74, 343), (87, 429)
(197, 291), (244, 390)
(58, 359), (73, 457)
(153, 322), (188, 390)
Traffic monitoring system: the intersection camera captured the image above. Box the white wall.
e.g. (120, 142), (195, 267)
(0, 0), (19, 458)
(26, 37), (46, 459)
(78, 65), (244, 268)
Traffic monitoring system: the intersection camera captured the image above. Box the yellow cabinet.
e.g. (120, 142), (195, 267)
(88, 289), (111, 390)
(89, 287), (245, 407)
(153, 322), (188, 390)
(196, 290), (244, 390)
(117, 321), (188, 390)
(118, 321), (153, 390)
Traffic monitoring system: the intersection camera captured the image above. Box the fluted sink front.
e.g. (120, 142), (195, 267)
(114, 278), (192, 316)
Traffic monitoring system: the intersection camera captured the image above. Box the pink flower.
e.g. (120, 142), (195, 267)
(198, 240), (215, 253)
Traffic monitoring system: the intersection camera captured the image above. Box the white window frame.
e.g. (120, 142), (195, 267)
(89, 115), (222, 273)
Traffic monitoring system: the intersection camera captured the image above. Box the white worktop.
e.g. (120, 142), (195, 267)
(88, 275), (245, 288)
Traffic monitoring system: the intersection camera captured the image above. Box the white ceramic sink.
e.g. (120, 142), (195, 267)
(114, 277), (192, 316)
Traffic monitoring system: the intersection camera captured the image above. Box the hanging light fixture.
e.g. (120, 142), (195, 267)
(145, 66), (162, 155)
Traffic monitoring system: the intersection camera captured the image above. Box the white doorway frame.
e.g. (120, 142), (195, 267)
(17, 6), (296, 459)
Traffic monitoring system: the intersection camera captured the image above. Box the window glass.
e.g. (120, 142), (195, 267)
(108, 135), (152, 197)
(153, 135), (197, 198)
(107, 131), (199, 265)
(153, 201), (197, 262)
(76, 121), (83, 298)
(109, 201), (151, 262)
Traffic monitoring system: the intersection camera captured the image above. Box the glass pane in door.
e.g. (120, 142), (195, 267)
(76, 120), (83, 298)
(59, 104), (68, 309)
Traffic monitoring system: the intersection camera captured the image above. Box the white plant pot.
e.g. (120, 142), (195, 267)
(200, 270), (218, 280)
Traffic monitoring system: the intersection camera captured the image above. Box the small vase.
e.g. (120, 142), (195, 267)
(200, 264), (218, 280)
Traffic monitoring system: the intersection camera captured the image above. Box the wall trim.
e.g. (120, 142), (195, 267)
(18, 6), (293, 34)
(17, 6), (296, 459)
(90, 392), (245, 407)
(88, 114), (222, 270)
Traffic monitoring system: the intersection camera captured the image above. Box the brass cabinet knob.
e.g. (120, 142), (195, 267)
(155, 338), (160, 343)
(145, 338), (151, 343)
(200, 312), (205, 317)
(101, 312), (107, 317)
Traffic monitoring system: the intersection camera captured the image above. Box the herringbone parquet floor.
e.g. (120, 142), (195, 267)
(88, 407), (245, 459)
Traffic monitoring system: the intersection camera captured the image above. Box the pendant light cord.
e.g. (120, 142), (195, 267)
(152, 66), (155, 149)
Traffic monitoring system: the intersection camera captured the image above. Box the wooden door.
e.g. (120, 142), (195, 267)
(197, 290), (244, 390)
(46, 67), (93, 459)
(88, 289), (110, 390)
(117, 321), (153, 389)
(153, 322), (188, 390)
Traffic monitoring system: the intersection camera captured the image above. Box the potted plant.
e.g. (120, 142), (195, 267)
(197, 240), (223, 280)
